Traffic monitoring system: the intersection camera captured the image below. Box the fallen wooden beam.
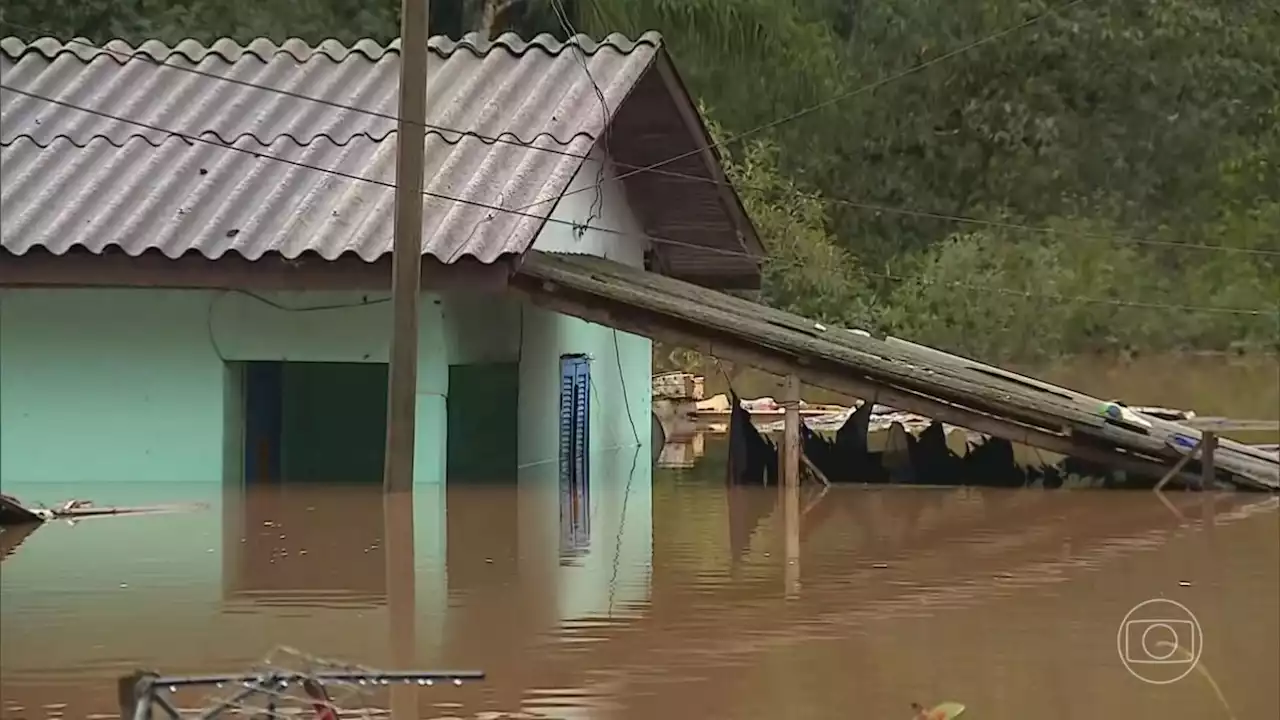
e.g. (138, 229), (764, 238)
(884, 337), (1279, 490)
(0, 494), (43, 526)
(0, 495), (210, 527)
(515, 286), (1201, 486)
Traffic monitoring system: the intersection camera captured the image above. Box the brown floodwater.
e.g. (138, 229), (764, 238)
(1, 477), (1277, 720)
(2, 355), (1278, 719)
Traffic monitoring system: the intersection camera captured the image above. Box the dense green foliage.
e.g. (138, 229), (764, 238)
(6, 0), (1277, 362)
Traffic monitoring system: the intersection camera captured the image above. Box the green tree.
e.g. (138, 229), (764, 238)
(706, 115), (873, 328)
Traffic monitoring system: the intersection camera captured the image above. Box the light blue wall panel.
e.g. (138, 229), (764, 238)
(0, 288), (449, 490)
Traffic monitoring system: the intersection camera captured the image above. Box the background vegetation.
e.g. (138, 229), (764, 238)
(5, 0), (1278, 363)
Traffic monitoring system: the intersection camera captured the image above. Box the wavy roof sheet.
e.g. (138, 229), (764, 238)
(1, 32), (760, 280)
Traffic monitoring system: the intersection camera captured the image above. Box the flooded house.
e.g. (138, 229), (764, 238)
(0, 33), (763, 493)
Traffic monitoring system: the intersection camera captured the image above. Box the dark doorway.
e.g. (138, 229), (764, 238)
(240, 361), (388, 484)
(446, 362), (519, 481)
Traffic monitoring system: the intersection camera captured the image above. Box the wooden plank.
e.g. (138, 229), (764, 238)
(1094, 422), (1276, 489)
(1155, 440), (1199, 492)
(884, 335), (1279, 489)
(0, 523), (41, 560)
(1183, 418), (1280, 434)
(515, 253), (1277, 491)
(783, 375), (801, 492)
(887, 336), (1079, 402)
(1201, 431), (1218, 488)
(577, 255), (1104, 426)
(0, 494), (43, 526)
(517, 255), (1105, 431)
(515, 285), (1203, 485)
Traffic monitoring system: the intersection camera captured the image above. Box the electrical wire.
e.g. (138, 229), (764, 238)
(5, 12), (1276, 257)
(541, 4), (642, 608)
(549, 0), (641, 448)
(3, 82), (1276, 318)
(205, 288), (392, 362)
(547, 0), (609, 229)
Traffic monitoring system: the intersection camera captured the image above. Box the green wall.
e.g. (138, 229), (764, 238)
(0, 288), (448, 490)
(280, 362), (389, 483)
(446, 362), (520, 481)
(516, 305), (653, 470)
(514, 304), (655, 622)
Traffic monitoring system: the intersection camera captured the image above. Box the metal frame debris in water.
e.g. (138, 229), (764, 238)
(118, 647), (484, 719)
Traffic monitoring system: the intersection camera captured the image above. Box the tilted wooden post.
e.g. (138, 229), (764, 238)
(783, 374), (801, 490)
(783, 373), (801, 597)
(1200, 431), (1217, 489)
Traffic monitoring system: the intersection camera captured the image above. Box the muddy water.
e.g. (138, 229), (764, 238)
(1, 478), (1277, 720)
(2, 354), (1278, 719)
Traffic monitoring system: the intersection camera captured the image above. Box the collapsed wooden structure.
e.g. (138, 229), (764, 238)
(513, 252), (1279, 491)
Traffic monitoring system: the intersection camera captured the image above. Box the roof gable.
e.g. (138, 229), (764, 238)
(0, 32), (762, 288)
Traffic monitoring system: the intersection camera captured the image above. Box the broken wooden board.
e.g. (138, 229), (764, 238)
(883, 337), (1279, 490)
(0, 494), (43, 526)
(516, 253), (1277, 491)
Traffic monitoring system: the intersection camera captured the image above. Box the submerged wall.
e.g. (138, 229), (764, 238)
(0, 145), (656, 644)
(0, 288), (448, 489)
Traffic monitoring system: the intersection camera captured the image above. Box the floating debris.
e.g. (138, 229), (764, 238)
(725, 391), (1148, 489)
(119, 646), (484, 719)
(0, 494), (208, 528)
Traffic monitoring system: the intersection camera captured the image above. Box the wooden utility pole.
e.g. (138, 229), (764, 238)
(383, 0), (430, 492)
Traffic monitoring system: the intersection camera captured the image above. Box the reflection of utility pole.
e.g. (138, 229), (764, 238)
(383, 0), (430, 493)
(386, 493), (419, 719)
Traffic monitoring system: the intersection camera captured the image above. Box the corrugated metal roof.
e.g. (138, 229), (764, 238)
(0, 33), (661, 263)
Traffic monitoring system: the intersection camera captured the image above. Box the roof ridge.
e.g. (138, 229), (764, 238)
(0, 128), (599, 150)
(0, 31), (664, 64)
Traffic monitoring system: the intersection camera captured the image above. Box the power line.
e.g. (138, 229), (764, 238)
(549, 0), (642, 450)
(6, 13), (1276, 257)
(3, 82), (1276, 319)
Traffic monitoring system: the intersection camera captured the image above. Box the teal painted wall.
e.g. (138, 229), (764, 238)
(0, 287), (453, 668)
(0, 146), (656, 676)
(513, 145), (656, 624)
(0, 288), (448, 490)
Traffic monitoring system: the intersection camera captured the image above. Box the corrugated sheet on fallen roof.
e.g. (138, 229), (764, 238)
(514, 252), (1108, 429)
(0, 33), (661, 263)
(513, 251), (1280, 489)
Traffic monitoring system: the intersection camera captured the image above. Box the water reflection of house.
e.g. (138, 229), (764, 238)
(0, 33), (762, 491)
(223, 485), (388, 606)
(659, 431), (707, 469)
